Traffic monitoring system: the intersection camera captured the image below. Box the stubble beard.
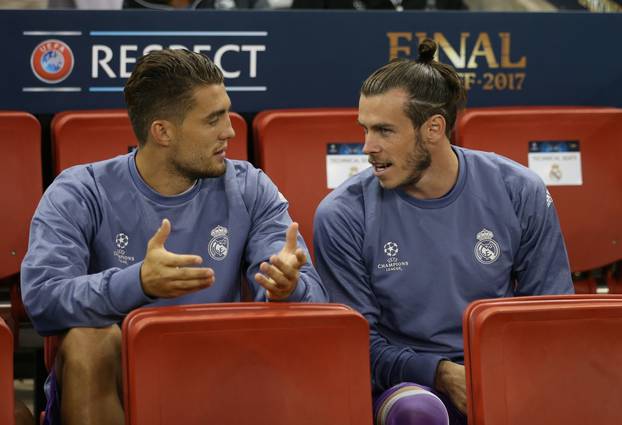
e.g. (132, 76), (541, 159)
(399, 131), (432, 189)
(172, 155), (227, 181)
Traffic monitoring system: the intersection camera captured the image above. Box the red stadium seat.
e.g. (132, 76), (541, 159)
(611, 265), (622, 294)
(456, 107), (622, 292)
(0, 112), (42, 281)
(1, 317), (14, 425)
(0, 111), (42, 336)
(463, 295), (622, 425)
(253, 109), (362, 256)
(51, 109), (248, 174)
(122, 303), (373, 425)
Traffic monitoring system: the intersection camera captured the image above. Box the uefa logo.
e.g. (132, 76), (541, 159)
(30, 39), (75, 84)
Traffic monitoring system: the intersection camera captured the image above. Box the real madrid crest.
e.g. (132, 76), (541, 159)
(474, 228), (500, 265)
(208, 225), (229, 261)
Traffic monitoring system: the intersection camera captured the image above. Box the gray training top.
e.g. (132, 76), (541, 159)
(313, 146), (573, 392)
(22, 152), (327, 335)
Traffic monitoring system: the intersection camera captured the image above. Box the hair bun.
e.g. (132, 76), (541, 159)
(418, 39), (437, 64)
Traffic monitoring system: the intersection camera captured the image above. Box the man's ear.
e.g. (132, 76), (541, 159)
(148, 119), (175, 147)
(423, 114), (447, 145)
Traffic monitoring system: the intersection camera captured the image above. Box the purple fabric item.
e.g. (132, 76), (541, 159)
(374, 383), (466, 425)
(43, 370), (60, 425)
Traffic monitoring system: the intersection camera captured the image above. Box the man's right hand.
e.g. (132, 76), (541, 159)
(434, 360), (467, 415)
(140, 218), (215, 298)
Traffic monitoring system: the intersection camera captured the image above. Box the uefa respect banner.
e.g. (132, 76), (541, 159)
(1, 10), (620, 114)
(25, 33), (266, 92)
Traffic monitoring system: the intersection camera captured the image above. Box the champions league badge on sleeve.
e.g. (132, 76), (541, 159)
(113, 232), (135, 265)
(474, 228), (500, 265)
(377, 241), (409, 272)
(30, 39), (75, 84)
(208, 225), (229, 261)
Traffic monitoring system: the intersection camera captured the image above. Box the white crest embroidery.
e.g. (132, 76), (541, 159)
(474, 228), (500, 265)
(208, 226), (229, 261)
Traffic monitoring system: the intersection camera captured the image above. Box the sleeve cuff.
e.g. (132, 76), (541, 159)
(402, 353), (448, 388)
(108, 262), (152, 314)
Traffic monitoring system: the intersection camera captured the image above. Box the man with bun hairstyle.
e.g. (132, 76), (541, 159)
(21, 48), (327, 425)
(313, 39), (573, 425)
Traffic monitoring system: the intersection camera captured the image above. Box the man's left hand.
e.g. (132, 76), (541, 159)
(434, 360), (467, 415)
(255, 222), (307, 300)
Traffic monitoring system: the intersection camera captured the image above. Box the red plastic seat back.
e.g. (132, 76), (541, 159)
(463, 295), (622, 425)
(0, 112), (42, 279)
(456, 107), (622, 272)
(52, 109), (248, 174)
(253, 109), (362, 256)
(122, 303), (372, 425)
(0, 318), (14, 425)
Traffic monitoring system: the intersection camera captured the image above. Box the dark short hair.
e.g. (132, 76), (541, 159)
(361, 39), (466, 137)
(124, 48), (224, 145)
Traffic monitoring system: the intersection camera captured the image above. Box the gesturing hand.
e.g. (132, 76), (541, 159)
(255, 222), (307, 300)
(140, 218), (215, 298)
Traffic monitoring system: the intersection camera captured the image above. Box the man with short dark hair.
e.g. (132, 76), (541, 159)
(22, 48), (327, 425)
(313, 39), (573, 425)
